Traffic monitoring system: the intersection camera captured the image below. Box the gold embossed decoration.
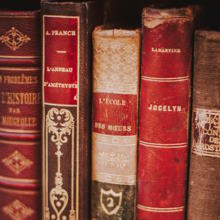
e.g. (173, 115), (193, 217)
(100, 188), (123, 216)
(2, 199), (34, 220)
(0, 27), (31, 51)
(46, 108), (75, 220)
(1, 150), (33, 175)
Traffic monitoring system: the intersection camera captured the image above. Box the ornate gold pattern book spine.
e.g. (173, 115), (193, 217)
(0, 10), (41, 220)
(91, 26), (140, 219)
(187, 30), (220, 220)
(41, 1), (103, 220)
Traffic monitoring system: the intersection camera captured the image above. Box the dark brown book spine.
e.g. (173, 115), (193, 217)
(187, 30), (220, 220)
(41, 1), (103, 220)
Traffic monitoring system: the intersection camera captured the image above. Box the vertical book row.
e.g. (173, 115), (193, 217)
(0, 2), (220, 220)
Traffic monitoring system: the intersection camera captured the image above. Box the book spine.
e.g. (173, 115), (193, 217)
(187, 30), (220, 220)
(0, 10), (41, 220)
(0, 140), (41, 189)
(137, 7), (193, 220)
(0, 67), (41, 140)
(0, 10), (40, 66)
(91, 27), (140, 219)
(0, 186), (41, 220)
(41, 2), (103, 220)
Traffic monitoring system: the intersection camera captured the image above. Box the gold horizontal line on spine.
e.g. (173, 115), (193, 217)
(0, 67), (41, 71)
(141, 76), (189, 82)
(139, 140), (187, 149)
(192, 151), (220, 158)
(0, 175), (39, 183)
(0, 139), (40, 145)
(0, 55), (40, 59)
(193, 107), (220, 114)
(44, 102), (77, 107)
(0, 187), (39, 195)
(93, 132), (137, 138)
(0, 128), (40, 134)
(137, 204), (184, 213)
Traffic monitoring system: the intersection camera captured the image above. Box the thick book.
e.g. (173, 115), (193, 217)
(137, 7), (193, 220)
(0, 186), (41, 220)
(0, 10), (41, 141)
(41, 1), (103, 220)
(187, 30), (220, 220)
(0, 10), (40, 66)
(0, 9), (41, 220)
(91, 26), (140, 219)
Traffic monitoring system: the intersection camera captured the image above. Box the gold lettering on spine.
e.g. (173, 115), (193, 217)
(46, 108), (75, 220)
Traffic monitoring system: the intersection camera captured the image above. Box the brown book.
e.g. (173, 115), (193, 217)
(41, 1), (103, 220)
(187, 30), (220, 220)
(91, 26), (140, 219)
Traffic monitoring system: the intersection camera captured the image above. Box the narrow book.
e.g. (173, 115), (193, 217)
(41, 1), (103, 220)
(187, 30), (220, 220)
(137, 7), (193, 220)
(91, 26), (140, 219)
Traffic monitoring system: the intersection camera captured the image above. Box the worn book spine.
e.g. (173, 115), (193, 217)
(0, 186), (41, 220)
(41, 1), (103, 220)
(0, 10), (40, 66)
(0, 10), (41, 220)
(91, 26), (140, 219)
(187, 30), (220, 220)
(137, 7), (193, 220)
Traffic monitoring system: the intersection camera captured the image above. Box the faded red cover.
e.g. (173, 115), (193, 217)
(0, 139), (41, 189)
(0, 67), (41, 140)
(0, 186), (41, 220)
(137, 7), (193, 220)
(0, 10), (40, 66)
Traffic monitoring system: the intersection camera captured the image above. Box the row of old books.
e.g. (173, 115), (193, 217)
(0, 1), (219, 220)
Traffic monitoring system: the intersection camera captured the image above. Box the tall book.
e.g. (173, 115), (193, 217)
(91, 26), (140, 219)
(41, 1), (103, 220)
(187, 30), (220, 220)
(0, 10), (41, 220)
(137, 7), (193, 220)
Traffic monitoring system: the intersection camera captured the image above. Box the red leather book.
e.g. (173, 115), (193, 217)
(0, 186), (41, 220)
(41, 1), (103, 220)
(137, 7), (193, 220)
(91, 26), (140, 219)
(0, 139), (41, 189)
(0, 10), (41, 220)
(187, 30), (220, 220)
(0, 10), (40, 66)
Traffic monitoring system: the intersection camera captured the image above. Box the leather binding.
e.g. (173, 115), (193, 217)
(137, 7), (193, 220)
(41, 1), (103, 220)
(0, 10), (40, 66)
(0, 139), (41, 189)
(0, 186), (41, 220)
(91, 26), (140, 219)
(0, 10), (41, 220)
(187, 30), (220, 220)
(0, 67), (41, 140)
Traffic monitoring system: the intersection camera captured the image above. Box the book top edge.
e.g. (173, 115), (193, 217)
(93, 26), (140, 38)
(142, 7), (193, 20)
